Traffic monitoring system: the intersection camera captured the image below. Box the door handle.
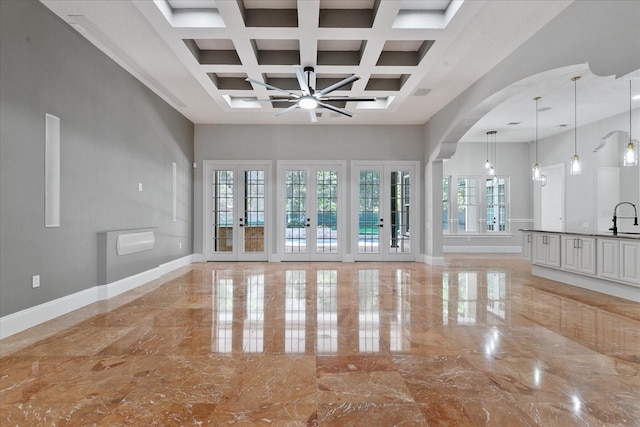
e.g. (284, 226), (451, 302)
(306, 218), (310, 227)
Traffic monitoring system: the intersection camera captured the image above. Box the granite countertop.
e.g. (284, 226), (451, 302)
(519, 229), (640, 239)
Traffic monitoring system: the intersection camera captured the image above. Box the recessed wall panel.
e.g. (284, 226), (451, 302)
(45, 114), (60, 228)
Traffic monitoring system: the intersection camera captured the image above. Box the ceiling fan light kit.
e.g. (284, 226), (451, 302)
(245, 65), (376, 122)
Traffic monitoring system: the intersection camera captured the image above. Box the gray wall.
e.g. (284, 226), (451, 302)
(193, 124), (424, 256)
(442, 141), (533, 251)
(535, 109), (640, 233)
(0, 0), (194, 317)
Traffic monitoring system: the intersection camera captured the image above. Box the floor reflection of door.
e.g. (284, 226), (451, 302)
(204, 161), (270, 261)
(278, 162), (344, 261)
(351, 161), (418, 261)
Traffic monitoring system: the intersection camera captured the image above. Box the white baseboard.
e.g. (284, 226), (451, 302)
(444, 245), (521, 254)
(0, 254), (195, 340)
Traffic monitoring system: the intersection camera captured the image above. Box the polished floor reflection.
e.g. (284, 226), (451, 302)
(1, 255), (639, 426)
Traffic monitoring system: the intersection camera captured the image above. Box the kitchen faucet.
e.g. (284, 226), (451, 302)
(609, 202), (638, 235)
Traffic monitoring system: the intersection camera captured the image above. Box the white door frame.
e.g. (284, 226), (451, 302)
(277, 160), (346, 261)
(351, 161), (419, 262)
(204, 160), (271, 261)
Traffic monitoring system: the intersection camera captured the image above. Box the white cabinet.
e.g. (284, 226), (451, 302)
(522, 232), (532, 261)
(619, 240), (640, 285)
(597, 238), (619, 281)
(561, 236), (596, 275)
(532, 233), (560, 268)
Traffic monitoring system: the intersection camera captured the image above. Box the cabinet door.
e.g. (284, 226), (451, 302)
(522, 233), (532, 261)
(577, 237), (596, 275)
(532, 234), (547, 265)
(598, 238), (619, 280)
(620, 240), (640, 285)
(561, 236), (579, 272)
(546, 234), (561, 268)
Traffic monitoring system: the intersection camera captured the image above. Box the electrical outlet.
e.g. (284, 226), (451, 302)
(138, 183), (143, 192)
(179, 242), (182, 249)
(32, 275), (40, 288)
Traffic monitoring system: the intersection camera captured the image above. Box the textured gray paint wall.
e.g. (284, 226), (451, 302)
(0, 0), (194, 317)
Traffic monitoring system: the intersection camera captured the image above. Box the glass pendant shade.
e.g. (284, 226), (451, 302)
(488, 165), (495, 176)
(485, 159), (491, 169)
(532, 163), (542, 180)
(624, 141), (637, 166)
(570, 154), (581, 175)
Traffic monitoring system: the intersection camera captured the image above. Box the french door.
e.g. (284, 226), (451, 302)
(204, 161), (270, 261)
(278, 162), (345, 261)
(351, 161), (418, 261)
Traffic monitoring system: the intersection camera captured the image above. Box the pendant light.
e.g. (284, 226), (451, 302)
(532, 96), (543, 180)
(487, 130), (496, 176)
(624, 79), (637, 166)
(570, 76), (582, 175)
(484, 131), (491, 169)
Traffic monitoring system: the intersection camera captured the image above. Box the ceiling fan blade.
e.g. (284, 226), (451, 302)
(319, 97), (377, 102)
(242, 98), (295, 103)
(309, 109), (318, 123)
(318, 101), (354, 117)
(274, 103), (300, 117)
(318, 74), (360, 96)
(246, 77), (298, 97)
(294, 66), (311, 96)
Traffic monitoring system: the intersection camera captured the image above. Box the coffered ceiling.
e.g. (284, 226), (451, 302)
(40, 0), (637, 143)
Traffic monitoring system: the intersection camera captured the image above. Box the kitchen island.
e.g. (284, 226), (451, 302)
(521, 229), (640, 302)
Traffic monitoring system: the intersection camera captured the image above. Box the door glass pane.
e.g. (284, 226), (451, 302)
(358, 170), (380, 253)
(213, 170), (233, 252)
(389, 170), (410, 253)
(316, 170), (338, 253)
(244, 170), (265, 252)
(285, 170), (307, 253)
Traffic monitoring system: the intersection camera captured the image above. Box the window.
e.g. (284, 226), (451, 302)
(486, 177), (507, 232)
(443, 177), (450, 232)
(457, 177), (478, 232)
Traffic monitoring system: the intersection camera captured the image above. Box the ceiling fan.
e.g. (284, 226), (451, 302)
(245, 66), (377, 122)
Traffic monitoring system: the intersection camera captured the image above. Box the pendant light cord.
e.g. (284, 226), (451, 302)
(573, 76), (579, 155)
(534, 97), (540, 162)
(630, 80), (633, 143)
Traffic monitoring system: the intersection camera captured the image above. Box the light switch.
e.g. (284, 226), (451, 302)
(138, 183), (143, 192)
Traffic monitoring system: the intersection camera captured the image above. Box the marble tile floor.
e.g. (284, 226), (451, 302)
(1, 255), (639, 426)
